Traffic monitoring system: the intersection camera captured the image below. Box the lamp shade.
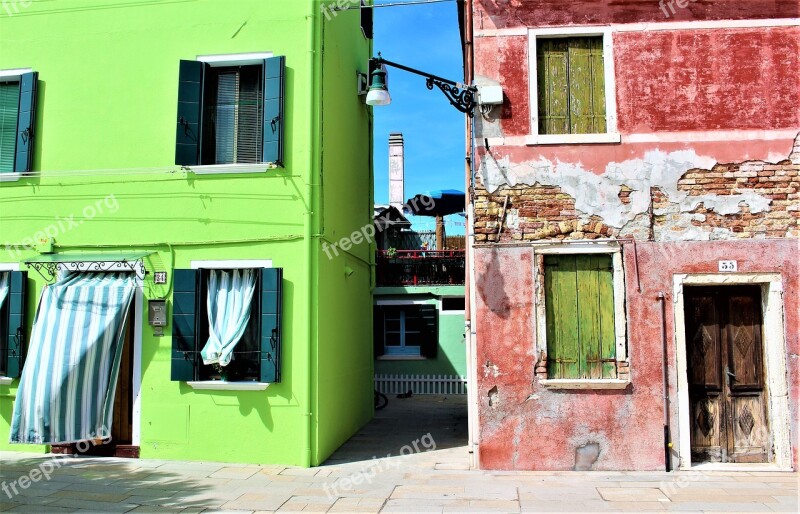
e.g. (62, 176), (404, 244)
(366, 88), (391, 106)
(365, 64), (391, 106)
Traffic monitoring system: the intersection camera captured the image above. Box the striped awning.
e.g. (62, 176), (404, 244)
(10, 272), (136, 444)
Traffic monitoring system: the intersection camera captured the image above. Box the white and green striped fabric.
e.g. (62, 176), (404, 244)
(10, 272), (135, 444)
(0, 272), (8, 310)
(201, 268), (256, 367)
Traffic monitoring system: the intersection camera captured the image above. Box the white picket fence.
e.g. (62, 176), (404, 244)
(374, 374), (468, 395)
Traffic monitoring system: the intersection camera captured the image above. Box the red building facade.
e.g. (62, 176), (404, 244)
(464, 0), (799, 471)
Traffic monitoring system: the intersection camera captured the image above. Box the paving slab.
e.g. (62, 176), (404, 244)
(0, 397), (797, 513)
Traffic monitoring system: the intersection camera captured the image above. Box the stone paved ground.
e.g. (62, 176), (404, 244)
(0, 396), (797, 513)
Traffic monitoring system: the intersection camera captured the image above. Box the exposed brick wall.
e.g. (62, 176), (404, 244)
(474, 143), (800, 244)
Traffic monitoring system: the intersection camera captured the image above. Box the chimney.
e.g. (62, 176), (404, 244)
(388, 132), (404, 211)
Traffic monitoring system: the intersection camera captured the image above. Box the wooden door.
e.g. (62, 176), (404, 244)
(684, 286), (770, 463)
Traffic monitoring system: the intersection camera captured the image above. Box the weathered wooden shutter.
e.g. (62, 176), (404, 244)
(260, 267), (283, 383)
(373, 306), (385, 358)
(14, 72), (38, 173)
(262, 56), (285, 166)
(171, 269), (199, 381)
(419, 304), (438, 358)
(4, 271), (27, 378)
(568, 37), (606, 134)
(175, 60), (206, 166)
(545, 254), (615, 379)
(537, 39), (569, 135)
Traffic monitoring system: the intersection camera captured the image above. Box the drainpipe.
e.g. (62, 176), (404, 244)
(463, 0), (480, 469)
(658, 292), (672, 471)
(302, 0), (319, 468)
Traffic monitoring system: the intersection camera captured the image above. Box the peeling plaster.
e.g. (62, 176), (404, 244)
(479, 149), (774, 234)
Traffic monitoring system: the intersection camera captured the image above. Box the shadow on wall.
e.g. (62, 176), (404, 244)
(477, 248), (511, 319)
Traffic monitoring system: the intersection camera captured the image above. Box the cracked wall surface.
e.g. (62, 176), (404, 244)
(475, 134), (800, 242)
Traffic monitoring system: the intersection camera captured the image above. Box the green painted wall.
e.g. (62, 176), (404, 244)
(0, 0), (372, 466)
(374, 286), (466, 378)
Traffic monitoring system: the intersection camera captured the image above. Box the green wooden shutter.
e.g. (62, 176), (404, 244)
(568, 38), (606, 134)
(260, 267), (283, 383)
(373, 305), (385, 358)
(14, 72), (37, 173)
(262, 56), (285, 166)
(545, 255), (579, 378)
(545, 255), (616, 379)
(0, 81), (20, 173)
(175, 60), (206, 166)
(4, 271), (27, 378)
(418, 304), (438, 358)
(537, 39), (569, 135)
(171, 269), (199, 381)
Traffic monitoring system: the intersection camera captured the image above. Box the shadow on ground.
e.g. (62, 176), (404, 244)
(0, 454), (263, 512)
(323, 394), (468, 466)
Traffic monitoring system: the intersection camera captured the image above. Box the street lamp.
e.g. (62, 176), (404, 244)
(362, 53), (478, 116)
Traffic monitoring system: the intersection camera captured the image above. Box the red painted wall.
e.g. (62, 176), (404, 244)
(474, 0), (799, 30)
(474, 240), (799, 470)
(615, 28), (800, 132)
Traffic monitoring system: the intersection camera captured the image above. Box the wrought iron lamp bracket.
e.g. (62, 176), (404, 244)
(371, 55), (477, 117)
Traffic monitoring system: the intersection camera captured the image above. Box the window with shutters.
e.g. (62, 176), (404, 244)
(171, 265), (282, 384)
(535, 249), (628, 387)
(528, 30), (619, 144)
(0, 70), (38, 175)
(202, 66), (263, 165)
(175, 55), (285, 169)
(374, 303), (437, 359)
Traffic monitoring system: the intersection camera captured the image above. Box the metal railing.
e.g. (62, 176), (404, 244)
(376, 249), (465, 286)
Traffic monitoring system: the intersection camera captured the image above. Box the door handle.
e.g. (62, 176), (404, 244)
(725, 367), (736, 383)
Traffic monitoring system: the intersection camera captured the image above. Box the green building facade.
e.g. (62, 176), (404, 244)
(0, 0), (374, 466)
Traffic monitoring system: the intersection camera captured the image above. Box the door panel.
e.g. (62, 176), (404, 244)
(684, 286), (770, 464)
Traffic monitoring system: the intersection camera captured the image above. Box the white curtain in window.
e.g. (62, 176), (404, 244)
(0, 272), (8, 310)
(201, 269), (257, 367)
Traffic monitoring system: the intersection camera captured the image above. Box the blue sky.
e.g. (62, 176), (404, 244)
(372, 0), (465, 233)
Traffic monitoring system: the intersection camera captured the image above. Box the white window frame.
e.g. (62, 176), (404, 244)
(375, 299), (434, 360)
(185, 259), (273, 390)
(185, 53), (275, 175)
(533, 242), (628, 389)
(526, 27), (621, 146)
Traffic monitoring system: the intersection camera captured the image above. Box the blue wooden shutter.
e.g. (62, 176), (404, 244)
(171, 269), (199, 381)
(262, 56), (285, 166)
(4, 271), (27, 378)
(419, 304), (438, 358)
(260, 267), (282, 383)
(175, 60), (206, 166)
(14, 72), (37, 173)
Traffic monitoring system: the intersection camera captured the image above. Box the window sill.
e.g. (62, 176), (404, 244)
(377, 355), (427, 361)
(0, 173), (22, 182)
(525, 133), (621, 145)
(539, 378), (629, 390)
(0, 377), (13, 385)
(185, 163), (278, 175)
(186, 381), (270, 391)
